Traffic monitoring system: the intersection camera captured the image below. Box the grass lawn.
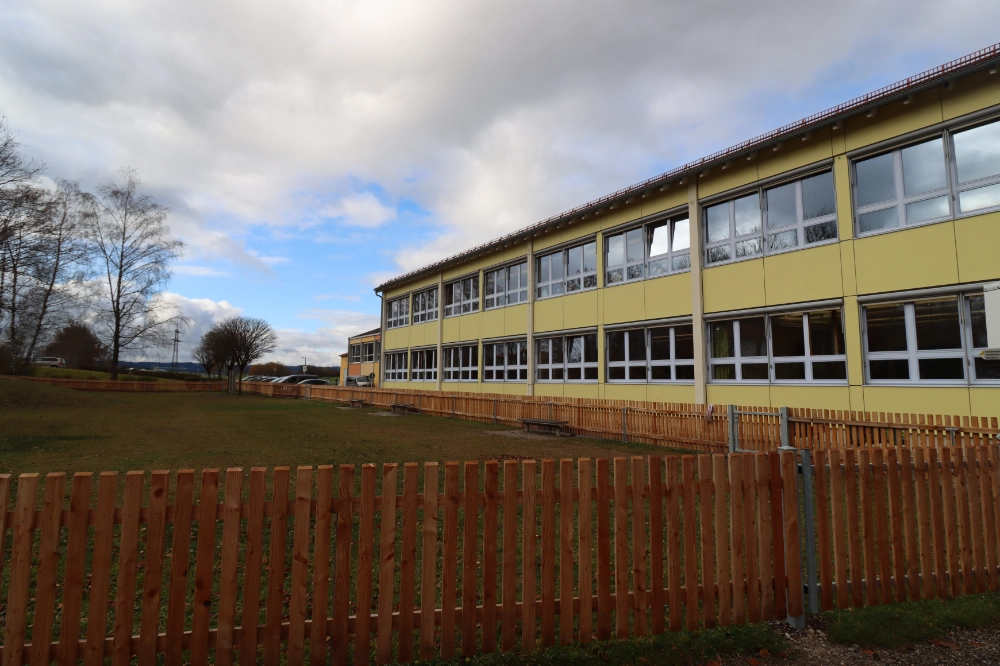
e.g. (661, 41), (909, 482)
(0, 377), (669, 477)
(31, 366), (172, 381)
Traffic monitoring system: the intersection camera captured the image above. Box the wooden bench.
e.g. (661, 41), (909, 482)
(389, 402), (417, 414)
(520, 418), (571, 436)
(349, 398), (370, 408)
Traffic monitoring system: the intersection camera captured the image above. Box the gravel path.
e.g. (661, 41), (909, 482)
(722, 622), (1000, 665)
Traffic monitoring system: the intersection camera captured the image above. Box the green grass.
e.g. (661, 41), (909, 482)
(824, 592), (1000, 649)
(406, 623), (785, 666)
(32, 366), (167, 381)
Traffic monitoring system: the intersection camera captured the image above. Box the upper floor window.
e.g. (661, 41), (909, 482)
(362, 342), (376, 363)
(412, 288), (438, 323)
(443, 345), (479, 381)
(536, 242), (597, 299)
(485, 262), (528, 310)
(605, 215), (690, 285)
(606, 324), (695, 382)
(410, 348), (437, 382)
(483, 340), (527, 381)
(349, 344), (361, 363)
(709, 308), (846, 383)
(386, 297), (409, 328)
(863, 293), (997, 385)
(854, 118), (1000, 235)
(384, 352), (407, 381)
(536, 333), (598, 381)
(444, 276), (479, 317)
(705, 170), (837, 265)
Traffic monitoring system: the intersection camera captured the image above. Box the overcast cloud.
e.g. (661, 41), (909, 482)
(2, 0), (997, 361)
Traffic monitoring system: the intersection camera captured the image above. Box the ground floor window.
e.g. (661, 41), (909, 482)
(443, 345), (479, 381)
(410, 349), (437, 381)
(607, 323), (695, 382)
(384, 352), (407, 381)
(536, 333), (598, 381)
(483, 340), (527, 381)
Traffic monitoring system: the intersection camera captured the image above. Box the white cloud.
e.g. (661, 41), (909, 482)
(319, 192), (396, 228)
(174, 264), (230, 277)
(262, 308), (382, 366)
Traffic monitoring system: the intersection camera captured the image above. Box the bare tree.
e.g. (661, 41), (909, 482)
(200, 316), (278, 393)
(88, 167), (184, 378)
(192, 340), (218, 377)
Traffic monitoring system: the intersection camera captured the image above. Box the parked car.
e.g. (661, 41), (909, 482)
(297, 378), (330, 385)
(272, 374), (318, 384)
(345, 375), (373, 387)
(31, 357), (66, 368)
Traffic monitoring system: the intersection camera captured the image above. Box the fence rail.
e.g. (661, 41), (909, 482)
(244, 382), (1000, 453)
(1, 445), (998, 665)
(19, 377), (226, 392)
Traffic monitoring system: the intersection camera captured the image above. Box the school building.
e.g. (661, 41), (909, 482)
(374, 44), (1000, 416)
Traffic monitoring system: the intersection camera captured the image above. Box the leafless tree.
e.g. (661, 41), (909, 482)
(192, 339), (218, 377)
(88, 167), (184, 378)
(200, 316), (278, 393)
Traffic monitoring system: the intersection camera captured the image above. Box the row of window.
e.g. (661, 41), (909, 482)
(348, 341), (380, 363)
(383, 293), (999, 385)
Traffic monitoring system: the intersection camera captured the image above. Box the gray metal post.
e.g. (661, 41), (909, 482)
(727, 405), (738, 453)
(779, 406), (793, 450)
(801, 449), (819, 615)
(622, 407), (627, 443)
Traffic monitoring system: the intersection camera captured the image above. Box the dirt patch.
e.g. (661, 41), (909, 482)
(367, 411), (402, 417)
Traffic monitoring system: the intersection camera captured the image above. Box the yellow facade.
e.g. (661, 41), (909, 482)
(378, 59), (1000, 417)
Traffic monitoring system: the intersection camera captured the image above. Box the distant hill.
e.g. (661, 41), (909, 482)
(121, 361), (205, 373)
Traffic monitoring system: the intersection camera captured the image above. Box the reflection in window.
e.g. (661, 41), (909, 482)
(443, 345), (478, 381)
(409, 349), (437, 381)
(536, 242), (597, 298)
(536, 334), (598, 381)
(864, 297), (967, 383)
(444, 276), (479, 317)
(483, 340), (528, 382)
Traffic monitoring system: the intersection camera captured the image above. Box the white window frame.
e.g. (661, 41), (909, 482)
(362, 342), (375, 363)
(605, 329), (648, 382)
(506, 262), (529, 305)
(605, 324), (696, 383)
(484, 262), (528, 310)
(409, 348), (437, 382)
(708, 317), (772, 383)
(965, 293), (1000, 385)
(535, 241), (597, 300)
(535, 333), (598, 382)
(444, 276), (479, 317)
(384, 351), (408, 381)
(349, 344), (361, 363)
(763, 173), (839, 253)
(852, 116), (1000, 237)
(412, 288), (438, 323)
(386, 296), (409, 328)
(482, 339), (528, 382)
(605, 214), (692, 286)
(443, 344), (479, 382)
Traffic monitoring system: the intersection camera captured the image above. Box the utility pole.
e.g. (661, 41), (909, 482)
(302, 356), (308, 373)
(171, 328), (181, 372)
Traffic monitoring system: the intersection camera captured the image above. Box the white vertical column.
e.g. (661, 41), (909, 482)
(688, 180), (708, 404)
(526, 238), (535, 397)
(436, 271), (444, 392)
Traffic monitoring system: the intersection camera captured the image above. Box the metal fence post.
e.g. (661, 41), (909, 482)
(801, 449), (819, 615)
(731, 405), (738, 451)
(779, 406), (793, 450)
(622, 407), (627, 443)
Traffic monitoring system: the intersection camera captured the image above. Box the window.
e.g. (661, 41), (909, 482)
(362, 342), (375, 363)
(536, 334), (598, 381)
(709, 309), (847, 383)
(386, 297), (409, 328)
(444, 276), (479, 317)
(410, 349), (437, 381)
(443, 345), (479, 381)
(605, 215), (691, 285)
(705, 170), (837, 265)
(536, 242), (597, 299)
(349, 344), (361, 363)
(863, 294), (996, 384)
(606, 324), (695, 382)
(485, 262), (528, 310)
(853, 118), (1000, 235)
(384, 352), (407, 381)
(483, 340), (528, 381)
(412, 288), (438, 323)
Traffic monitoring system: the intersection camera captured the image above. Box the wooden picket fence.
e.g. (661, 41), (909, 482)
(21, 377), (226, 392)
(244, 382), (1000, 453)
(3, 445), (999, 665)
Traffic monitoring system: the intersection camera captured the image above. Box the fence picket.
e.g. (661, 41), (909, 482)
(755, 455), (775, 620)
(462, 462), (479, 655)
(483, 461), (499, 653)
(138, 471), (170, 666)
(682, 456), (698, 631)
(3, 474), (39, 666)
(265, 468), (290, 664)
(521, 460), (538, 651)
(242, 468), (267, 665)
(311, 466), (334, 666)
(441, 463), (460, 657)
(355, 464), (378, 666)
(648, 456), (665, 634)
(698, 455), (717, 628)
(377, 464), (399, 665)
(32, 473), (64, 666)
(728, 455), (747, 624)
(333, 466), (355, 666)
(398, 464), (420, 663)
(741, 453), (761, 623)
(630, 457), (648, 636)
(560, 459), (576, 644)
(58, 473), (92, 666)
(419, 463), (439, 660)
(596, 459), (612, 639)
(113, 472), (144, 666)
(614, 458), (631, 637)
(872, 450), (893, 605)
(578, 458), (594, 643)
(502, 461), (518, 651)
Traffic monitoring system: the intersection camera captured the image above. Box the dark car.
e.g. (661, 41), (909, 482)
(272, 374), (318, 384)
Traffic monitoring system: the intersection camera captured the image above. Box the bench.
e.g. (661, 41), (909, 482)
(389, 402), (417, 414)
(520, 418), (571, 436)
(349, 398), (370, 408)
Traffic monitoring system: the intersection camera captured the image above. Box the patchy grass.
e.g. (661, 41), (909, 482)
(406, 623), (785, 666)
(0, 377), (674, 476)
(824, 592), (1000, 649)
(32, 366), (165, 381)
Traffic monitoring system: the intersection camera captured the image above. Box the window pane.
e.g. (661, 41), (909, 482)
(672, 218), (690, 251)
(628, 366), (646, 380)
(675, 365), (694, 380)
(742, 363), (769, 380)
(672, 253), (690, 271)
(538, 340), (550, 365)
(812, 361), (847, 380)
(809, 310), (845, 356)
(901, 137), (947, 196)
(567, 246), (582, 276)
(905, 195), (949, 224)
(584, 334), (598, 362)
(953, 120), (1000, 184)
(802, 171), (836, 219)
(627, 264), (644, 280)
(485, 272), (496, 295)
(649, 223), (670, 257)
(734, 193), (761, 236)
(583, 243), (597, 273)
(674, 325), (694, 359)
(774, 362), (806, 380)
(607, 332), (625, 362)
(606, 235), (624, 268)
(771, 313), (805, 357)
(866, 304), (907, 352)
(585, 367), (598, 380)
(650, 366), (670, 381)
(918, 358), (964, 380)
(856, 152), (896, 207)
(707, 246), (731, 263)
(706, 203), (730, 242)
(538, 256), (550, 283)
(739, 317), (767, 357)
(735, 238), (762, 258)
(859, 207), (898, 233)
(975, 358), (1000, 380)
(649, 328), (671, 360)
(568, 337), (583, 364)
(648, 257), (670, 277)
(969, 294), (988, 348)
(626, 228), (644, 263)
(870, 359), (909, 380)
(804, 221), (838, 244)
(767, 230), (797, 251)
(552, 337), (563, 364)
(568, 368), (581, 380)
(959, 182), (1000, 213)
(627, 330), (645, 362)
(766, 182), (797, 229)
(710, 321), (735, 359)
(606, 268), (623, 284)
(712, 364), (736, 380)
(914, 298), (962, 350)
(608, 367), (625, 380)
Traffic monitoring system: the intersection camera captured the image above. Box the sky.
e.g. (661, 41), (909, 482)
(2, 1), (999, 365)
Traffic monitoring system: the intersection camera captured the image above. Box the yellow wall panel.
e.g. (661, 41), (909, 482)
(602, 282), (646, 325)
(698, 161), (759, 199)
(849, 385), (866, 411)
(459, 313), (482, 341)
(839, 241), (858, 296)
(768, 385), (852, 410)
(481, 308), (505, 338)
(646, 384), (696, 404)
(844, 91), (943, 152)
(853, 223), (959, 294)
(442, 317), (461, 343)
(563, 383), (601, 400)
(756, 130), (833, 180)
(861, 386), (972, 416)
(534, 298), (564, 333)
(504, 304), (528, 336)
(604, 384), (651, 402)
(644, 272), (693, 320)
(563, 290), (600, 330)
(705, 384), (771, 407)
(596, 204), (643, 233)
(969, 388), (1000, 419)
(534, 383), (565, 398)
(941, 69), (1000, 121)
(384, 327), (409, 350)
(703, 259), (765, 314)
(763, 244), (843, 306)
(954, 211), (1000, 283)
(641, 188), (687, 217)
